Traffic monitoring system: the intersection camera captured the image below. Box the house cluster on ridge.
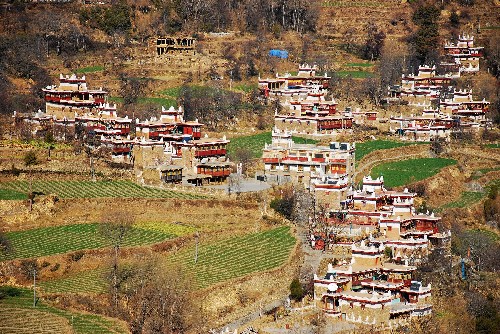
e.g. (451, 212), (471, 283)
(386, 34), (490, 141)
(312, 176), (449, 327)
(258, 64), (353, 136)
(261, 127), (354, 202)
(15, 74), (232, 185)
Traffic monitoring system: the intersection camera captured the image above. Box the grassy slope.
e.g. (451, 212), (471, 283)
(441, 179), (500, 209)
(40, 226), (296, 292)
(0, 222), (194, 261)
(0, 287), (127, 334)
(441, 192), (485, 209)
(370, 158), (457, 188)
(0, 180), (205, 200)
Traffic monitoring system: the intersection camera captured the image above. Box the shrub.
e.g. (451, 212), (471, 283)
(0, 286), (22, 300)
(68, 250), (85, 262)
(384, 246), (393, 259)
(449, 10), (460, 28)
(289, 278), (304, 301)
(270, 197), (294, 220)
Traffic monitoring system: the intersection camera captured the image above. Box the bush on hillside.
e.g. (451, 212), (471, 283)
(289, 278), (304, 301)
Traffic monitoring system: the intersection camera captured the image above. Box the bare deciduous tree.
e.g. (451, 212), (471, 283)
(100, 210), (134, 312)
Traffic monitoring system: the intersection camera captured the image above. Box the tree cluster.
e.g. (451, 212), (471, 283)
(79, 3), (132, 35)
(410, 4), (440, 65)
(270, 185), (313, 224)
(153, 0), (318, 34)
(178, 85), (243, 131)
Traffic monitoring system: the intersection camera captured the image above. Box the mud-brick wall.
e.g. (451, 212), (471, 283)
(133, 145), (167, 170)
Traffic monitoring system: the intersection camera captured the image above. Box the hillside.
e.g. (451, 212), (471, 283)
(0, 1), (499, 333)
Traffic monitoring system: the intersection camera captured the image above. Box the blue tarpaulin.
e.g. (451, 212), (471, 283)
(269, 49), (288, 58)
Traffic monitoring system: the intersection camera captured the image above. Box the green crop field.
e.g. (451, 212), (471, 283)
(336, 70), (375, 78)
(227, 132), (318, 158)
(41, 226), (296, 293)
(0, 222), (189, 260)
(0, 286), (127, 334)
(40, 268), (109, 294)
(0, 180), (205, 200)
(167, 226), (296, 288)
(346, 62), (374, 67)
(355, 140), (425, 161)
(234, 83), (258, 93)
(159, 86), (181, 98)
(109, 96), (177, 108)
(0, 188), (27, 200)
(485, 143), (500, 148)
(74, 65), (105, 74)
(370, 158), (457, 188)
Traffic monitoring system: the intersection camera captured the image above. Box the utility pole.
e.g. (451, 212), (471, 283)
(194, 231), (199, 264)
(33, 268), (36, 307)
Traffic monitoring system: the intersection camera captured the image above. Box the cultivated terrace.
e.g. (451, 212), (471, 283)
(0, 1), (499, 334)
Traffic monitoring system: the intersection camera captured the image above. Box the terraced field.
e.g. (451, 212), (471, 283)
(40, 268), (108, 294)
(41, 226), (296, 293)
(440, 179), (499, 210)
(0, 222), (192, 260)
(322, 0), (388, 7)
(0, 180), (205, 200)
(0, 287), (127, 334)
(370, 158), (457, 188)
(0, 187), (27, 200)
(167, 226), (296, 288)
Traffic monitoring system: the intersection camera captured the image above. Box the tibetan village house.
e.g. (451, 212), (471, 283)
(262, 128), (355, 200)
(42, 74), (107, 119)
(389, 110), (457, 141)
(274, 90), (353, 135)
(258, 64), (330, 99)
(314, 241), (432, 327)
(397, 66), (452, 107)
(440, 88), (490, 123)
(444, 34), (483, 73)
(311, 175), (448, 327)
